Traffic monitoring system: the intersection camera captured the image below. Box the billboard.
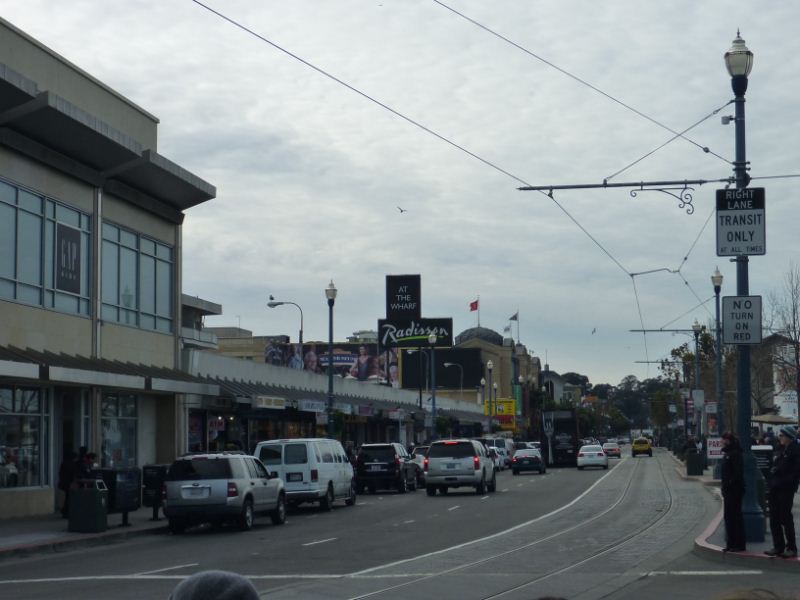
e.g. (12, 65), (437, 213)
(385, 274), (421, 320)
(377, 317), (453, 350)
(399, 346), (483, 390)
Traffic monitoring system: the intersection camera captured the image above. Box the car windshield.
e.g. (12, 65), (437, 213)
(413, 446), (429, 456)
(359, 446), (395, 461)
(515, 450), (538, 457)
(167, 457), (232, 481)
(634, 438), (648, 444)
(428, 442), (473, 458)
(581, 446), (602, 452)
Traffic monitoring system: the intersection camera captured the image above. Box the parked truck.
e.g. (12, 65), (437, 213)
(541, 409), (581, 467)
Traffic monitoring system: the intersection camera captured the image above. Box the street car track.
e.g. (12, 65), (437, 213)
(346, 454), (676, 600)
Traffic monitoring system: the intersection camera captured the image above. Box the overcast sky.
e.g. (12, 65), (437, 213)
(3, 1), (799, 386)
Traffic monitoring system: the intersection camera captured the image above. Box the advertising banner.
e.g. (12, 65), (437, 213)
(377, 317), (453, 349)
(266, 341), (398, 385)
(56, 223), (81, 294)
(386, 274), (421, 320)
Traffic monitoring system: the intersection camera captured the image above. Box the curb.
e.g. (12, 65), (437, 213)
(0, 523), (167, 561)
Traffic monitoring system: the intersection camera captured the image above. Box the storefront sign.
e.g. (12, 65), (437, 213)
(300, 400), (327, 413)
(56, 223), (81, 294)
(335, 403), (353, 415)
(253, 395), (286, 410)
(387, 409), (404, 420)
(358, 404), (375, 417)
(707, 437), (723, 459)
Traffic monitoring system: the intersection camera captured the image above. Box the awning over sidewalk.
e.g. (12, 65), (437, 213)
(0, 346), (219, 396)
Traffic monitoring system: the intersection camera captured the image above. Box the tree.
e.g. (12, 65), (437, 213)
(767, 263), (800, 422)
(562, 372), (591, 395)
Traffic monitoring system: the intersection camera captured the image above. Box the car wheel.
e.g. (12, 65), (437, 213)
(368, 484), (377, 495)
(487, 471), (497, 493)
(397, 475), (407, 494)
(270, 494), (287, 525)
(345, 480), (357, 506)
(320, 485), (334, 511)
(168, 518), (187, 534)
(476, 473), (486, 495)
(408, 473), (417, 492)
(7, 474), (17, 487)
(578, 466), (584, 470)
(439, 486), (448, 495)
(426, 485), (436, 496)
(512, 470), (519, 476)
(540, 467), (546, 474)
(603, 465), (609, 470)
(648, 451), (652, 457)
(238, 498), (254, 531)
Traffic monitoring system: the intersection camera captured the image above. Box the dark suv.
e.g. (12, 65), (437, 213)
(355, 442), (418, 494)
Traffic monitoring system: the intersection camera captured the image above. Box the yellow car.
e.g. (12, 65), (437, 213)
(631, 437), (652, 457)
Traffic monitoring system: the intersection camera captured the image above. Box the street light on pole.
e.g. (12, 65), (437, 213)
(428, 333), (438, 441)
(325, 281), (337, 439)
(493, 382), (498, 433)
(692, 319), (704, 437)
(480, 377), (487, 434)
(487, 360), (494, 433)
(724, 30), (764, 542)
(444, 362), (463, 397)
(267, 298), (304, 344)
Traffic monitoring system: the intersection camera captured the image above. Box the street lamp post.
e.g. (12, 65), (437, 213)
(444, 362), (463, 397)
(493, 382), (498, 433)
(267, 298), (304, 344)
(712, 267), (725, 435)
(428, 333), (437, 441)
(692, 320), (703, 438)
(325, 281), (337, 439)
(480, 377), (487, 434)
(725, 31), (764, 542)
(487, 360), (494, 433)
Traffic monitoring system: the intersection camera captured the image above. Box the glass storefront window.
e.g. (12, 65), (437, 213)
(100, 393), (137, 468)
(0, 386), (48, 488)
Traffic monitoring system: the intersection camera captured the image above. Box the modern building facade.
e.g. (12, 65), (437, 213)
(0, 18), (218, 517)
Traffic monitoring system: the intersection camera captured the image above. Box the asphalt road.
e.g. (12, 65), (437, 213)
(0, 450), (796, 600)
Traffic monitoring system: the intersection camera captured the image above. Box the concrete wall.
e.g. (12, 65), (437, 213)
(103, 193), (177, 246)
(1, 17), (158, 149)
(101, 323), (174, 368)
(0, 487), (53, 519)
(0, 301), (91, 355)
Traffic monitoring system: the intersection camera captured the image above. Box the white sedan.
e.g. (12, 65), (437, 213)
(577, 445), (608, 470)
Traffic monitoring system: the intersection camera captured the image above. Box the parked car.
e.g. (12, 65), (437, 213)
(254, 438), (356, 510)
(602, 442), (622, 458)
(577, 445), (608, 470)
(511, 448), (546, 475)
(424, 439), (496, 496)
(410, 445), (429, 486)
(355, 442), (417, 494)
(631, 437), (653, 457)
(162, 452), (286, 534)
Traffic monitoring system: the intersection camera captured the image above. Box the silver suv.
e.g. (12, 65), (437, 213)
(424, 439), (496, 496)
(162, 452), (286, 534)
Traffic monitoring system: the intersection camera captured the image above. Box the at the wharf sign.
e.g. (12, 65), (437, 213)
(716, 187), (765, 256)
(386, 274), (421, 319)
(378, 318), (453, 349)
(722, 295), (762, 345)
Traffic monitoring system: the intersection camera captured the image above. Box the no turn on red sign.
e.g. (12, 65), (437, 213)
(722, 295), (762, 345)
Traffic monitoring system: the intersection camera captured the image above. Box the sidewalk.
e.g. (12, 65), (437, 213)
(0, 506), (166, 559)
(669, 451), (800, 570)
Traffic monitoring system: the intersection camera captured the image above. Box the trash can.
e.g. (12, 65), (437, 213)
(686, 451), (704, 476)
(68, 479), (108, 533)
(142, 464), (169, 520)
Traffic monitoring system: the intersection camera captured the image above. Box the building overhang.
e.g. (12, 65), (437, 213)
(0, 63), (215, 222)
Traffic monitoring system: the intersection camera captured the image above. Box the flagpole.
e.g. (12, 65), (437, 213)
(516, 308), (520, 342)
(477, 295), (480, 327)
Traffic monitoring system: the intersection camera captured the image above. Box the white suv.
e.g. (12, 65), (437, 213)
(424, 439), (496, 496)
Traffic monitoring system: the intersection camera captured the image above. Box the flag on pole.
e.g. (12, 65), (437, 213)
(503, 324), (511, 333)
(469, 299), (479, 312)
(509, 311), (518, 321)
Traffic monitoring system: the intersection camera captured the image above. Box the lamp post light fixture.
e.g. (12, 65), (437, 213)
(487, 360), (494, 433)
(724, 31), (763, 542)
(480, 377), (487, 433)
(267, 298), (304, 344)
(712, 267), (725, 435)
(325, 280), (337, 439)
(428, 333), (438, 441)
(692, 319), (703, 437)
(444, 362), (464, 397)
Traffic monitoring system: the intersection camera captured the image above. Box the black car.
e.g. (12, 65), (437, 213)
(511, 448), (546, 475)
(355, 443), (417, 494)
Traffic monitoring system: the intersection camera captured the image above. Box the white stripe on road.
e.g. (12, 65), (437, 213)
(302, 537), (337, 547)
(402, 520), (415, 524)
(135, 563), (198, 575)
(447, 505), (460, 512)
(480, 496), (489, 500)
(645, 570), (763, 576)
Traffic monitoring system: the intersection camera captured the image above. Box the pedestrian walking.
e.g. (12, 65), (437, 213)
(720, 432), (746, 552)
(764, 425), (800, 558)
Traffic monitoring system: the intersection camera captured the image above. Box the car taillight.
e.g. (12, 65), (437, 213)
(423, 457), (429, 472)
(512, 457), (518, 463)
(227, 482), (238, 497)
(395, 455), (401, 468)
(474, 456), (480, 470)
(311, 469), (319, 482)
(161, 483), (167, 501)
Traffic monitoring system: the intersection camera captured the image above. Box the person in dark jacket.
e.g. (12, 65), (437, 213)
(57, 450), (77, 518)
(720, 431), (746, 552)
(765, 425), (800, 558)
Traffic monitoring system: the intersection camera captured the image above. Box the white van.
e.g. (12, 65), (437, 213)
(254, 438), (356, 510)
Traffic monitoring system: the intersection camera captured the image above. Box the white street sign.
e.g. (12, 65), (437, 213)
(722, 295), (762, 344)
(716, 188), (765, 256)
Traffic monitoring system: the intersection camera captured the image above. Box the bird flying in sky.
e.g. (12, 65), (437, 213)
(397, 206), (407, 213)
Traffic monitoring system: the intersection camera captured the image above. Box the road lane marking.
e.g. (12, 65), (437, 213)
(403, 520), (415, 524)
(135, 563), (198, 575)
(480, 496), (489, 500)
(501, 488), (509, 492)
(447, 505), (460, 511)
(302, 537), (337, 546)
(645, 570), (763, 576)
